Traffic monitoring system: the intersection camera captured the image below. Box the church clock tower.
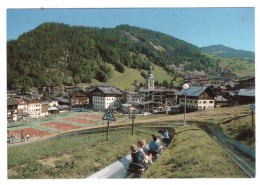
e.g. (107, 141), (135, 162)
(146, 63), (154, 89)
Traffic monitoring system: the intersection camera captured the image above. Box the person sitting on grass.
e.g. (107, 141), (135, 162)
(149, 135), (163, 154)
(9, 134), (14, 143)
(137, 139), (153, 164)
(130, 144), (145, 166)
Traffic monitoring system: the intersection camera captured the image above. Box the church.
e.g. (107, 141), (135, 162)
(137, 63), (177, 112)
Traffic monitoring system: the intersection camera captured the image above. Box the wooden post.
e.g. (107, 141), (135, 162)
(107, 120), (110, 141)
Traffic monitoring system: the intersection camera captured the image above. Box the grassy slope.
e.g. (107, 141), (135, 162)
(8, 127), (157, 179)
(78, 63), (174, 90)
(177, 104), (255, 149)
(152, 64), (174, 83)
(203, 52), (255, 77)
(220, 115), (255, 148)
(142, 124), (247, 178)
(8, 105), (252, 178)
(218, 58), (255, 77)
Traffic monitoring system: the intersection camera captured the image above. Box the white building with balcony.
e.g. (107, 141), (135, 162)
(92, 86), (122, 110)
(177, 86), (216, 110)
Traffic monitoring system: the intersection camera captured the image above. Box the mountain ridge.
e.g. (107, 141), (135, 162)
(7, 22), (254, 91)
(201, 44), (255, 59)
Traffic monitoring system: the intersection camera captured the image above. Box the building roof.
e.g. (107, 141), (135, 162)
(235, 76), (255, 82)
(237, 89), (255, 97)
(23, 97), (33, 102)
(97, 87), (122, 95)
(177, 86), (215, 97)
(41, 96), (56, 102)
(57, 105), (70, 109)
(219, 86), (227, 90)
(13, 98), (27, 105)
(139, 89), (165, 93)
(48, 107), (59, 111)
(7, 99), (18, 106)
(42, 102), (49, 105)
(124, 91), (139, 95)
(55, 97), (70, 103)
(215, 96), (228, 102)
(23, 97), (42, 103)
(121, 103), (132, 107)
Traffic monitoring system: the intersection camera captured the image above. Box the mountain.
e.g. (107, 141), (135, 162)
(7, 23), (220, 91)
(201, 44), (255, 59)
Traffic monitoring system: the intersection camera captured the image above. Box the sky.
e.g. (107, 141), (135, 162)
(7, 8), (255, 52)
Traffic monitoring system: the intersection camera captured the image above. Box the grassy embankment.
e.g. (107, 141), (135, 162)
(8, 105), (252, 178)
(142, 104), (254, 178)
(142, 124), (247, 178)
(8, 125), (160, 179)
(187, 105), (255, 149)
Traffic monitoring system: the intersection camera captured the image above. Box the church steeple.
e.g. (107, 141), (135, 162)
(146, 62), (154, 89)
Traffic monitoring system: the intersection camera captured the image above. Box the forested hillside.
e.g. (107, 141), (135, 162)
(7, 22), (219, 91)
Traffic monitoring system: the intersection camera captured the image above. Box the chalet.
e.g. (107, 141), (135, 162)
(139, 89), (164, 102)
(215, 95), (229, 107)
(131, 101), (154, 114)
(121, 103), (135, 114)
(41, 96), (58, 107)
(211, 84), (228, 95)
(152, 92), (164, 108)
(12, 97), (29, 121)
(235, 76), (255, 89)
(42, 102), (49, 117)
(55, 97), (70, 106)
(233, 89), (255, 105)
(91, 86), (122, 110)
(48, 107), (59, 114)
(70, 90), (89, 109)
(13, 97), (28, 114)
(177, 86), (216, 110)
(57, 105), (70, 112)
(164, 90), (177, 106)
(23, 98), (42, 118)
(225, 81), (239, 91)
(64, 86), (80, 94)
(122, 90), (140, 104)
(7, 99), (18, 122)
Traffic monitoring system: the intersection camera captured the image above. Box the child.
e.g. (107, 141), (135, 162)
(162, 129), (169, 138)
(149, 135), (163, 154)
(10, 134), (14, 143)
(130, 144), (145, 166)
(137, 139), (152, 164)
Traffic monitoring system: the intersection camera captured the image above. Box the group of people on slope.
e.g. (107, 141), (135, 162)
(130, 129), (169, 166)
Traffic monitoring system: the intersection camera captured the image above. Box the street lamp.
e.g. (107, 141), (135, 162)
(183, 83), (190, 126)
